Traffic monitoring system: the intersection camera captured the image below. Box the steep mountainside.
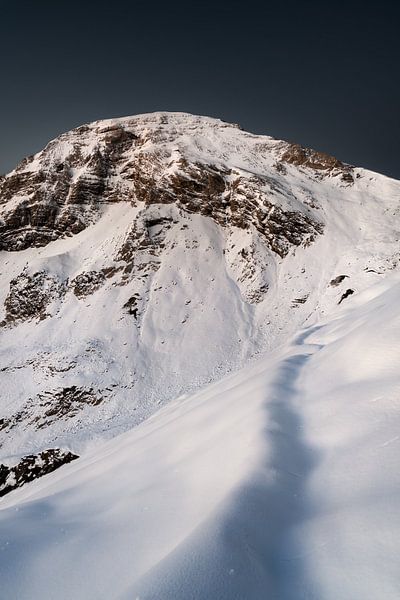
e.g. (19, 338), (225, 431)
(1, 113), (399, 486)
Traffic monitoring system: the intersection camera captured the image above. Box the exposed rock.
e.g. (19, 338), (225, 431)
(0, 127), (139, 250)
(1, 386), (105, 436)
(225, 239), (271, 304)
(1, 269), (67, 327)
(338, 288), (355, 304)
(34, 386), (105, 427)
(116, 208), (174, 283)
(280, 143), (354, 182)
(123, 295), (140, 317)
(330, 274), (349, 287)
(0, 449), (78, 497)
(170, 163), (323, 257)
(125, 159), (324, 258)
(292, 294), (309, 306)
(71, 270), (106, 298)
(0, 117), (325, 257)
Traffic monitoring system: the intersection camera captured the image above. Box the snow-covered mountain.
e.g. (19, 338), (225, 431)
(1, 112), (400, 598)
(1, 113), (399, 463)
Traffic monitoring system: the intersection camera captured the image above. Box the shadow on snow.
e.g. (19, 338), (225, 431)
(130, 326), (323, 600)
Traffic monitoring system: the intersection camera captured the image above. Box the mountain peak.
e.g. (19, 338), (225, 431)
(0, 112), (351, 253)
(0, 113), (399, 468)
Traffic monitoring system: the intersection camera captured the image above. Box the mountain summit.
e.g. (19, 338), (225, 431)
(0, 111), (399, 486)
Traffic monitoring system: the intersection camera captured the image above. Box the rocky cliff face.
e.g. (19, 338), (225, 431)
(1, 112), (399, 494)
(1, 113), (355, 255)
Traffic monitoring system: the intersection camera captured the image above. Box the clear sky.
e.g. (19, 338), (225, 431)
(1, 0), (399, 178)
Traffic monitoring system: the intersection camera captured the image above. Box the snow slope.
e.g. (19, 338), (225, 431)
(1, 271), (400, 599)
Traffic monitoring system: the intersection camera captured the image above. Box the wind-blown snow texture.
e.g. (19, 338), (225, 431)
(1, 113), (400, 598)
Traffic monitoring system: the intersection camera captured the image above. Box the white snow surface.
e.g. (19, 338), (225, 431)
(1, 270), (400, 599)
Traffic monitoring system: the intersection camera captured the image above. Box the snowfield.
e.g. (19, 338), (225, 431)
(1, 271), (400, 599)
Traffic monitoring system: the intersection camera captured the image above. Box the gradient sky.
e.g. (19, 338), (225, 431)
(1, 0), (399, 178)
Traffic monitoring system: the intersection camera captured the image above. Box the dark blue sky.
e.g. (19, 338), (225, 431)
(1, 1), (399, 178)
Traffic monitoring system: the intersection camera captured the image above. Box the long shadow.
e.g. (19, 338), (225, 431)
(208, 345), (320, 599)
(130, 328), (323, 599)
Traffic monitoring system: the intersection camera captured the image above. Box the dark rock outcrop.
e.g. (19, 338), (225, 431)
(0, 449), (78, 497)
(1, 386), (105, 435)
(71, 270), (106, 298)
(0, 125), (139, 251)
(280, 143), (354, 182)
(1, 269), (67, 327)
(330, 275), (349, 287)
(338, 288), (355, 304)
